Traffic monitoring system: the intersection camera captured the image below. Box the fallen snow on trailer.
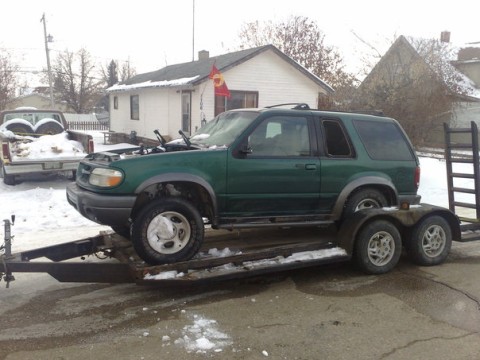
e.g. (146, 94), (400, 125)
(144, 247), (347, 281)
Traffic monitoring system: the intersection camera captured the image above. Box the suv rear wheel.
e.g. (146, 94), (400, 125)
(344, 188), (387, 218)
(131, 198), (204, 265)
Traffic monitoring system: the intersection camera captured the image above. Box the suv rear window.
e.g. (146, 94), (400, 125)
(354, 119), (414, 161)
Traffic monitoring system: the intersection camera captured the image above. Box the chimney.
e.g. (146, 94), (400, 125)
(198, 50), (209, 61)
(440, 31), (451, 43)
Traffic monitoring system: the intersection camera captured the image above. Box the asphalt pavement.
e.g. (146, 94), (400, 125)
(1, 239), (480, 359)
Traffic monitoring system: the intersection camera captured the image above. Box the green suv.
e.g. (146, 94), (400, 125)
(67, 105), (420, 264)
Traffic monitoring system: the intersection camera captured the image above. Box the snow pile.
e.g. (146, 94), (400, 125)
(144, 270), (185, 280)
(0, 185), (101, 238)
(203, 247), (241, 258)
(173, 313), (232, 353)
(11, 132), (85, 160)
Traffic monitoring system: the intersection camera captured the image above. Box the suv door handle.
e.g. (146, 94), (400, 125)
(296, 164), (317, 170)
(295, 164), (317, 170)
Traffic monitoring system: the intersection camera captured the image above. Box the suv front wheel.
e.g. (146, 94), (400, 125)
(131, 198), (204, 265)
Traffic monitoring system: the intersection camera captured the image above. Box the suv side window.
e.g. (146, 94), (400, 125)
(322, 120), (353, 157)
(354, 120), (415, 161)
(248, 116), (310, 157)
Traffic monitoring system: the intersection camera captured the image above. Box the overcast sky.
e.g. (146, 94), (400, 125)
(2, 0), (479, 85)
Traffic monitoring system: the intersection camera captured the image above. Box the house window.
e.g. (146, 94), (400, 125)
(214, 91), (258, 116)
(130, 95), (139, 120)
(181, 91), (191, 133)
(113, 96), (118, 110)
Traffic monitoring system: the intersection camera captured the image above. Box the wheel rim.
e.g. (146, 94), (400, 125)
(421, 224), (446, 258)
(146, 211), (191, 255)
(367, 231), (396, 266)
(355, 198), (381, 212)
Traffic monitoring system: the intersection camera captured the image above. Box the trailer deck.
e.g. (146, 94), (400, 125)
(0, 226), (350, 286)
(0, 203), (470, 287)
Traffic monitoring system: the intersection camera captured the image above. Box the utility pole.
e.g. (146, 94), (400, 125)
(192, 0), (195, 61)
(40, 13), (55, 109)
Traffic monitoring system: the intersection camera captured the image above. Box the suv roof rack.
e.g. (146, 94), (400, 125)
(265, 103), (311, 110)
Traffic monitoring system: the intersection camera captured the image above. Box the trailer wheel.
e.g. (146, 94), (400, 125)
(131, 198), (204, 264)
(354, 220), (401, 274)
(407, 215), (452, 266)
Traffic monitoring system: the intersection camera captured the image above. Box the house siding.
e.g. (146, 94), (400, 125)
(109, 48), (329, 140)
(223, 50), (323, 108)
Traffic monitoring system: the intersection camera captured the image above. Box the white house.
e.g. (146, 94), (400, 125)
(107, 45), (333, 140)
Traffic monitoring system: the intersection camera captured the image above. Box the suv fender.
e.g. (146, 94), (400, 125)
(134, 172), (218, 218)
(332, 176), (398, 219)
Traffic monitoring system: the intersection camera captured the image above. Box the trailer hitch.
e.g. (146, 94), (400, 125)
(1, 215), (15, 288)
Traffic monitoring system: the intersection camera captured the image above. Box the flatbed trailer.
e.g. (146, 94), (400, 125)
(3, 121), (480, 288)
(0, 204), (467, 287)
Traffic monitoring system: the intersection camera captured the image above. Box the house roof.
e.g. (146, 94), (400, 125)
(107, 44), (334, 93)
(361, 35), (480, 101)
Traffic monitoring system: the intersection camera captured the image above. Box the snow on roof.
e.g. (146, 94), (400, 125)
(107, 76), (199, 92)
(406, 36), (480, 100)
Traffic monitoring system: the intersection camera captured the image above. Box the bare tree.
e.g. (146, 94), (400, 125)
(119, 60), (136, 82)
(238, 16), (357, 102)
(0, 50), (18, 111)
(352, 36), (465, 146)
(51, 48), (103, 113)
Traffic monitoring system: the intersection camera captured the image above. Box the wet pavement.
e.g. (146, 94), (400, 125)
(1, 241), (480, 359)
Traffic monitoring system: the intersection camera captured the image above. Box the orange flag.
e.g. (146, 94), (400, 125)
(209, 64), (231, 98)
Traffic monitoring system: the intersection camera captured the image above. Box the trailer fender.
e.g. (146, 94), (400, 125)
(336, 205), (461, 255)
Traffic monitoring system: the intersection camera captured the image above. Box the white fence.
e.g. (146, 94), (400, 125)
(64, 113), (109, 131)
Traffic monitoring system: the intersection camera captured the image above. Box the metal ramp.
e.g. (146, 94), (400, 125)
(444, 121), (480, 241)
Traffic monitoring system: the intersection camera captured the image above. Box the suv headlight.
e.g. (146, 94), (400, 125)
(89, 168), (123, 187)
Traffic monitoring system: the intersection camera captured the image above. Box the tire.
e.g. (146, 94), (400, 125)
(344, 188), (387, 218)
(1, 164), (16, 185)
(35, 121), (64, 135)
(131, 198), (204, 264)
(5, 122), (34, 135)
(111, 224), (131, 239)
(406, 215), (452, 266)
(354, 220), (402, 274)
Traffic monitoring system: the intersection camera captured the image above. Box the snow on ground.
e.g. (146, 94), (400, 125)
(0, 133), (473, 353)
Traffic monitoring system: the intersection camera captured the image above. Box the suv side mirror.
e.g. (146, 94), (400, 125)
(239, 144), (252, 155)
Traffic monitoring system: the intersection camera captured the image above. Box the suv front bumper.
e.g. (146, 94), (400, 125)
(66, 183), (136, 226)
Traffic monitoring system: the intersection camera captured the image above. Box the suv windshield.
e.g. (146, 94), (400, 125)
(190, 111), (259, 148)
